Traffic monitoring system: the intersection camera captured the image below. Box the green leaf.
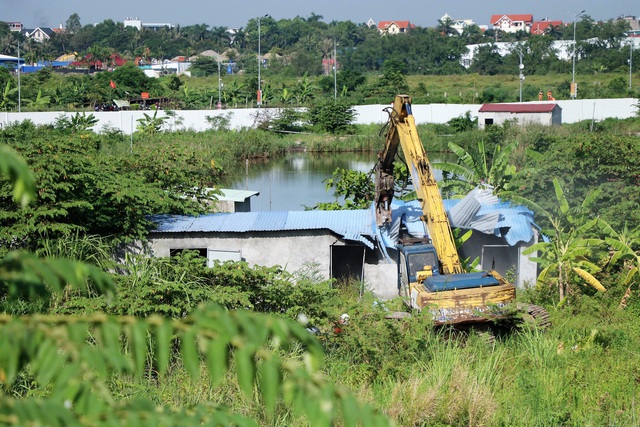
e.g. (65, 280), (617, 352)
(0, 332), (19, 385)
(235, 346), (255, 399)
(340, 392), (359, 427)
(259, 354), (281, 418)
(152, 317), (173, 376)
(100, 319), (127, 372)
(129, 320), (148, 376)
(181, 328), (200, 380)
(33, 339), (62, 387)
(0, 144), (36, 207)
(205, 337), (229, 387)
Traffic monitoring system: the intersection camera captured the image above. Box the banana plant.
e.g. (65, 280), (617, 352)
(0, 80), (17, 110)
(136, 109), (167, 135)
(596, 220), (640, 308)
(279, 87), (293, 105)
(506, 178), (606, 301)
(294, 72), (317, 105)
(27, 89), (51, 111)
(433, 139), (519, 196)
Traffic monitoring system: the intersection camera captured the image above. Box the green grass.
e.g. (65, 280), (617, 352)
(105, 301), (638, 426)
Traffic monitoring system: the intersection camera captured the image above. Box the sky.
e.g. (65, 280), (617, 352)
(3, 0), (637, 30)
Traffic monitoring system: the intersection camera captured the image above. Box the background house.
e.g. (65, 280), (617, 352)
(491, 14), (534, 33)
(440, 13), (477, 35)
(123, 17), (174, 31)
(22, 26), (54, 43)
(478, 103), (562, 129)
(530, 20), (564, 35)
(212, 189), (260, 213)
(377, 20), (414, 35)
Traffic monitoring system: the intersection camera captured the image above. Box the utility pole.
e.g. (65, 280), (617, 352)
(257, 17), (261, 108)
(571, 9), (586, 99)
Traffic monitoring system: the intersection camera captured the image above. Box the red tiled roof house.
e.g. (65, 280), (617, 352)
(377, 20), (414, 35)
(531, 20), (564, 35)
(490, 14), (534, 33)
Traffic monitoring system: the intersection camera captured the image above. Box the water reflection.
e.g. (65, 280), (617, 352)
(221, 152), (378, 211)
(220, 151), (446, 212)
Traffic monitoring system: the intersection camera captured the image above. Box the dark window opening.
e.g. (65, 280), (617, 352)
(170, 248), (207, 258)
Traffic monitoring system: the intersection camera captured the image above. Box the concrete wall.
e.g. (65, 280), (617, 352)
(2, 98), (636, 133)
(143, 230), (399, 299)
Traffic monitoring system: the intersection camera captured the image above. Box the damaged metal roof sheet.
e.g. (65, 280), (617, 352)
(378, 187), (541, 249)
(151, 209), (377, 248)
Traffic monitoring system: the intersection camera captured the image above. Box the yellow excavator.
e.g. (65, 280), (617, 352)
(375, 95), (542, 325)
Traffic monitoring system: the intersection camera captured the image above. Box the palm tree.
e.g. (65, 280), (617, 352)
(437, 17), (458, 36)
(210, 26), (230, 47)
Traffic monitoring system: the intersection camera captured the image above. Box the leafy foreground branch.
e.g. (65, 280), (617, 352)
(0, 304), (390, 427)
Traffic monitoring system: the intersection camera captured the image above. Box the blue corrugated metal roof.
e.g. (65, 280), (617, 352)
(150, 192), (539, 251)
(151, 209), (376, 248)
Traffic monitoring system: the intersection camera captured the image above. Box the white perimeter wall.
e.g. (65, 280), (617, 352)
(2, 98), (637, 134)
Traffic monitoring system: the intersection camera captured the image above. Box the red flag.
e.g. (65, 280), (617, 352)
(109, 80), (116, 89)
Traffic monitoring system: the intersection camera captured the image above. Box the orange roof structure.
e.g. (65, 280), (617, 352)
(377, 20), (414, 30)
(531, 20), (563, 34)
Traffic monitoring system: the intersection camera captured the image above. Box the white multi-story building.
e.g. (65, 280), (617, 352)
(124, 17), (174, 31)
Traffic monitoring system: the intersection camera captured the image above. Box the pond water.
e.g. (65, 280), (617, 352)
(220, 151), (448, 212)
(221, 152), (379, 211)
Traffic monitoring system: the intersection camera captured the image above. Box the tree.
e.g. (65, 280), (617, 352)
(0, 124), (209, 249)
(0, 144), (391, 426)
(311, 167), (374, 210)
(437, 16), (458, 37)
(469, 43), (504, 75)
(307, 99), (356, 134)
(66, 13), (82, 34)
(54, 112), (99, 133)
(136, 109), (167, 135)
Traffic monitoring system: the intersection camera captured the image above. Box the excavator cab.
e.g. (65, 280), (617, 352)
(397, 239), (439, 302)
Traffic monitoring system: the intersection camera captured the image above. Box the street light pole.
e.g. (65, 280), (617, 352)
(17, 41), (21, 113)
(257, 17), (261, 108)
(333, 39), (337, 100)
(217, 60), (221, 106)
(515, 48), (524, 102)
(630, 41), (634, 91)
(571, 9), (585, 99)
(256, 15), (267, 108)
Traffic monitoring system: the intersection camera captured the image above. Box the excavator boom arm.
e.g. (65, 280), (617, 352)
(375, 95), (464, 275)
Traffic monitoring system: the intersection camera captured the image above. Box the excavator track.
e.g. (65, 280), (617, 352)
(517, 303), (551, 329)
